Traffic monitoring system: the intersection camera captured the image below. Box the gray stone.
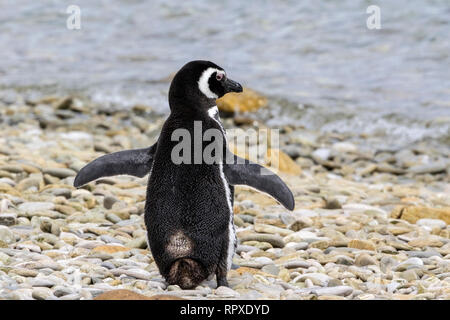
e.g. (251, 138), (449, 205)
(289, 217), (313, 231)
(236, 245), (258, 253)
(32, 287), (54, 300)
(380, 256), (398, 273)
(100, 235), (123, 244)
(312, 286), (353, 296)
(286, 242), (309, 250)
(59, 293), (81, 300)
(0, 165), (23, 173)
(103, 196), (118, 210)
(239, 233), (285, 248)
(284, 230), (325, 244)
(5, 289), (33, 300)
(312, 148), (331, 161)
(325, 198), (342, 210)
(355, 253), (377, 266)
(406, 249), (442, 259)
(282, 144), (302, 159)
(332, 142), (357, 153)
(296, 273), (332, 286)
(0, 225), (15, 244)
(126, 236), (147, 249)
(0, 213), (17, 226)
(416, 219), (446, 229)
(47, 188), (72, 198)
(237, 257), (272, 269)
(394, 257), (424, 271)
(252, 283), (284, 299)
(283, 260), (310, 269)
(215, 286), (240, 297)
(15, 260), (63, 271)
(335, 255), (354, 266)
(327, 278), (343, 287)
(28, 278), (57, 288)
(105, 213), (122, 224)
(0, 251), (9, 263)
(409, 162), (448, 174)
(261, 264), (280, 276)
(43, 168), (77, 178)
(400, 269), (419, 282)
(110, 268), (152, 280)
(52, 286), (74, 297)
(18, 202), (55, 213)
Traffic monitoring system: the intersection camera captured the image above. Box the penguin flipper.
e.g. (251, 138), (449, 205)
(73, 144), (157, 188)
(223, 154), (295, 211)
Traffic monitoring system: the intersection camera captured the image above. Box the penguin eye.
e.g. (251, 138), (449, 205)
(216, 73), (224, 81)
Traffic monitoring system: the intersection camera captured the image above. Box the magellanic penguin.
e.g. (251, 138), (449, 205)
(74, 60), (295, 289)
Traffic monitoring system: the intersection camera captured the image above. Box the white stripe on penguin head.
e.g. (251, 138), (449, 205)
(198, 67), (225, 99)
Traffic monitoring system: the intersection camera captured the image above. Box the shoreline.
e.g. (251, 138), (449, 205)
(0, 94), (449, 300)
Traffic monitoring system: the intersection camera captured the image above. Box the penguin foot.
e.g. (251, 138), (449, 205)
(217, 277), (229, 288)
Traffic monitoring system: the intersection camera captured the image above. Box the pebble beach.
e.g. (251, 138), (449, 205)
(0, 93), (449, 300)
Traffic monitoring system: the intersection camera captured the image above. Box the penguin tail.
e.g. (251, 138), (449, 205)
(167, 258), (208, 289)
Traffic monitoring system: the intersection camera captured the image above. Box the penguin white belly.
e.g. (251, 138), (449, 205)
(209, 106), (236, 271)
(218, 162), (236, 271)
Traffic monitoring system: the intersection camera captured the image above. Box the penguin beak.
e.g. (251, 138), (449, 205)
(223, 78), (243, 94)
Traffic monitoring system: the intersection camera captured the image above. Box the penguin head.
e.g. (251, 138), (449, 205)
(169, 60), (243, 110)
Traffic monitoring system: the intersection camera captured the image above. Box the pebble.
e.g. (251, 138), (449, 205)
(126, 236), (147, 249)
(17, 177), (42, 191)
(408, 162), (448, 174)
(312, 148), (331, 161)
(32, 287), (54, 300)
(261, 264), (280, 276)
(15, 260), (63, 271)
(416, 219), (446, 229)
(0, 165), (23, 173)
(289, 217), (313, 231)
(395, 258), (424, 271)
(0, 213), (17, 226)
(284, 231), (323, 244)
(215, 286), (240, 297)
(1, 96), (449, 301)
(283, 260), (310, 269)
(286, 242), (309, 250)
(53, 286), (74, 297)
(335, 255), (354, 265)
(43, 168), (77, 178)
(239, 233), (285, 248)
(400, 269), (419, 282)
(237, 257), (273, 269)
(110, 268), (152, 280)
(407, 249), (442, 259)
(18, 202), (55, 213)
(408, 236), (444, 248)
(347, 239), (376, 251)
(355, 253), (377, 266)
(380, 256), (398, 273)
(0, 226), (15, 244)
(100, 235), (123, 244)
(295, 273), (332, 286)
(332, 142), (357, 153)
(103, 196), (118, 210)
(28, 278), (58, 287)
(312, 286), (353, 297)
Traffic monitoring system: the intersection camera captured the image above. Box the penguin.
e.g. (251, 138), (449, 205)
(74, 60), (295, 289)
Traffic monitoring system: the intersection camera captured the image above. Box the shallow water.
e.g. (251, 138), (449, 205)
(0, 0), (449, 149)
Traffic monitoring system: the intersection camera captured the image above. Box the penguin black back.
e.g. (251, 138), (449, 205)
(145, 60), (242, 288)
(74, 60), (294, 290)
